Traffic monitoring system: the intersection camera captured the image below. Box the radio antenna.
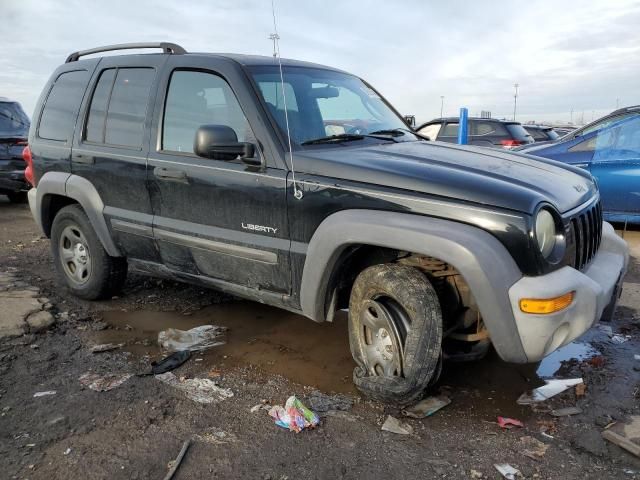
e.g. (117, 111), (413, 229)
(270, 0), (303, 200)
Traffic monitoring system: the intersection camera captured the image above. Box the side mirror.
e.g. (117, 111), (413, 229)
(194, 125), (259, 165)
(404, 115), (416, 128)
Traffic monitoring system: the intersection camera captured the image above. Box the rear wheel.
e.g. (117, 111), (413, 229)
(51, 204), (127, 300)
(7, 192), (27, 203)
(348, 264), (443, 405)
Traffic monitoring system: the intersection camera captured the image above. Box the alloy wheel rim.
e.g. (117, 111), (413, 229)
(59, 225), (91, 285)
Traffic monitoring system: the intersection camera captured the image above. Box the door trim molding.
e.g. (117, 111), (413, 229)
(154, 228), (278, 264)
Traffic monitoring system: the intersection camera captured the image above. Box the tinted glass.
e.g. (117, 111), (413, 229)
(418, 123), (441, 140)
(38, 70), (89, 142)
(582, 112), (637, 136)
(593, 115), (640, 162)
(163, 70), (254, 153)
(546, 129), (560, 140)
(0, 102), (29, 138)
(104, 68), (154, 148)
(526, 127), (546, 140)
(250, 66), (410, 145)
(472, 121), (507, 136)
(505, 123), (533, 141)
(441, 122), (459, 137)
(85, 69), (116, 143)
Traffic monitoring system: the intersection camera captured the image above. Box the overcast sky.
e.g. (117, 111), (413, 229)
(1, 0), (639, 125)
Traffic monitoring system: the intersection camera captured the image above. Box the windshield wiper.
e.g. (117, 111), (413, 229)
(368, 128), (407, 137)
(301, 134), (365, 145)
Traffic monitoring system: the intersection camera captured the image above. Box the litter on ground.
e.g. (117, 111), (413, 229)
(268, 395), (320, 433)
(79, 372), (132, 392)
(158, 325), (226, 352)
(517, 378), (583, 404)
(611, 334), (631, 344)
(155, 372), (233, 404)
(519, 435), (549, 460)
(381, 415), (413, 435)
(551, 406), (582, 417)
(497, 417), (524, 429)
(402, 395), (451, 418)
(90, 343), (124, 353)
(33, 390), (56, 397)
(307, 390), (354, 413)
(494, 463), (521, 480)
(150, 350), (191, 375)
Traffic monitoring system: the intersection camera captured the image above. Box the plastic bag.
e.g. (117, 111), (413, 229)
(158, 325), (226, 352)
(268, 395), (320, 432)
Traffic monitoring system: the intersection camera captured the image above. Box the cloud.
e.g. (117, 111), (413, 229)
(1, 0), (638, 125)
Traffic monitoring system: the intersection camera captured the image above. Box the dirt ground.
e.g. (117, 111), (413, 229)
(1, 196), (639, 480)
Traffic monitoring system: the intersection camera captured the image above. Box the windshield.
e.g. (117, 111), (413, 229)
(249, 66), (415, 146)
(0, 101), (30, 138)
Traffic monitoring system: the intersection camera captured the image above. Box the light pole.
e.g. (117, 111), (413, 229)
(570, 108), (574, 124)
(440, 96), (444, 118)
(513, 83), (519, 121)
(616, 98), (620, 109)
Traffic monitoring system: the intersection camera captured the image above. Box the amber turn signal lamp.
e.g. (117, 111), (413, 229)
(519, 291), (575, 314)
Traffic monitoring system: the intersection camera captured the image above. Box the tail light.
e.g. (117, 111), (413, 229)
(15, 139), (28, 146)
(500, 139), (523, 149)
(22, 146), (35, 187)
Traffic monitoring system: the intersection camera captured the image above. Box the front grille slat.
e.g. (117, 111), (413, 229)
(569, 199), (603, 271)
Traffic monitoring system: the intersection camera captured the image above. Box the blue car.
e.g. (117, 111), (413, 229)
(518, 106), (640, 224)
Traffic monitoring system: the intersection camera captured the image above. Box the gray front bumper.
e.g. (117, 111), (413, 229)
(507, 222), (629, 362)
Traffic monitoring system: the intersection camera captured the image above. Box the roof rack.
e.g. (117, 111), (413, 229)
(65, 42), (187, 63)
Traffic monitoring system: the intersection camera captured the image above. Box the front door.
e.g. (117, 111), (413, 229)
(589, 114), (640, 222)
(147, 57), (291, 293)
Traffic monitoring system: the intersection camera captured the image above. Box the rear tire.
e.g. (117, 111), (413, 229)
(348, 264), (443, 405)
(51, 204), (127, 300)
(7, 192), (27, 203)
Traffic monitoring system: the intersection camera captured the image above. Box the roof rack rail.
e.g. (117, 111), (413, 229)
(65, 42), (187, 63)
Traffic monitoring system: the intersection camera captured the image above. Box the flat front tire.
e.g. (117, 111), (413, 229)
(348, 264), (443, 405)
(51, 204), (127, 300)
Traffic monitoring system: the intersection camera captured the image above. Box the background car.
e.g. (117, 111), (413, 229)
(518, 106), (640, 224)
(0, 97), (30, 203)
(417, 117), (534, 149)
(524, 124), (560, 142)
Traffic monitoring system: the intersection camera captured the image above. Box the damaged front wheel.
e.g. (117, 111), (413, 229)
(348, 264), (442, 405)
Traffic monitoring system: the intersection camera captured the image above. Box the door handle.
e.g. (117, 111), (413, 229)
(573, 163), (589, 169)
(154, 167), (188, 182)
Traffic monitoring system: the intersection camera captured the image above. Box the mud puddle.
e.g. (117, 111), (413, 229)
(89, 300), (606, 404)
(90, 301), (357, 393)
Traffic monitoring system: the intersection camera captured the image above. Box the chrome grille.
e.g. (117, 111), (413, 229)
(570, 200), (603, 270)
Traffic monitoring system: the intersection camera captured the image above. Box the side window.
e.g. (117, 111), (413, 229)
(38, 70), (89, 142)
(418, 123), (442, 140)
(440, 122), (459, 137)
(85, 69), (116, 143)
(581, 112), (637, 136)
(472, 121), (501, 136)
(568, 137), (596, 153)
(84, 68), (154, 149)
(163, 70), (255, 154)
(594, 115), (640, 162)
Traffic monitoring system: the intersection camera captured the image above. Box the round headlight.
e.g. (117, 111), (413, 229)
(535, 208), (557, 258)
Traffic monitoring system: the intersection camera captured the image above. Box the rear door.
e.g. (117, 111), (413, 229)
(589, 115), (640, 221)
(72, 55), (166, 262)
(147, 56), (291, 293)
(437, 121), (458, 143)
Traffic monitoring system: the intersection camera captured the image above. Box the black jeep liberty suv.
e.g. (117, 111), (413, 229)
(26, 43), (629, 403)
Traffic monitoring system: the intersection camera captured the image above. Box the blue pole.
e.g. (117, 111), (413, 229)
(458, 107), (468, 145)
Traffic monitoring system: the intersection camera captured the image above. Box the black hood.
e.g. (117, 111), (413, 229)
(295, 140), (596, 214)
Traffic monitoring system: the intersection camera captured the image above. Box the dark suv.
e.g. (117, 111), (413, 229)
(523, 125), (560, 143)
(417, 117), (534, 149)
(0, 97), (30, 202)
(26, 43), (628, 404)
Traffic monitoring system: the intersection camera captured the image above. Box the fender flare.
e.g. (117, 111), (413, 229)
(299, 209), (528, 363)
(35, 172), (122, 257)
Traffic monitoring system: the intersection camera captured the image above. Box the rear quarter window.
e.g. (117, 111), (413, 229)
(38, 70), (89, 142)
(505, 123), (533, 141)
